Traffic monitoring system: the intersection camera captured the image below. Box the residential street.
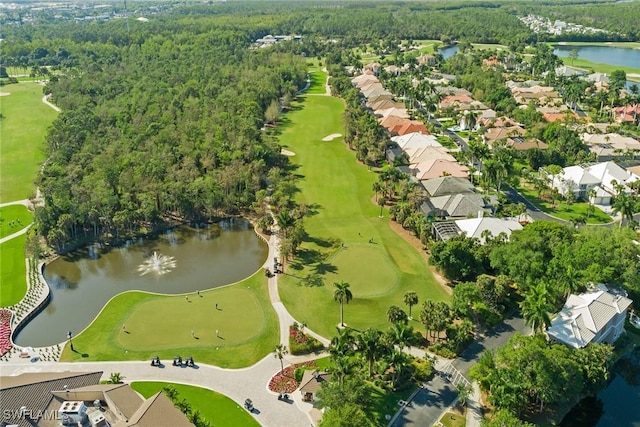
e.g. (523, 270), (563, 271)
(391, 313), (531, 427)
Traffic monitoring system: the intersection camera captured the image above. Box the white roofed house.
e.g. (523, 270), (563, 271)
(547, 284), (632, 349)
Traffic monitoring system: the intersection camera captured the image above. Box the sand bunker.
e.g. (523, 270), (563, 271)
(0, 92), (10, 97)
(281, 149), (296, 156)
(322, 133), (342, 141)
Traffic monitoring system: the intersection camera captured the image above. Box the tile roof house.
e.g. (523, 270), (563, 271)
(555, 65), (587, 78)
(351, 73), (378, 88)
(392, 120), (429, 136)
(367, 99), (404, 111)
(405, 146), (454, 164)
(411, 159), (469, 180)
(421, 193), (491, 218)
(420, 176), (475, 197)
(379, 115), (409, 131)
(376, 107), (410, 119)
(613, 104), (640, 125)
(417, 54), (436, 66)
(547, 284), (632, 348)
(582, 133), (640, 161)
(391, 132), (441, 151)
(0, 371), (192, 427)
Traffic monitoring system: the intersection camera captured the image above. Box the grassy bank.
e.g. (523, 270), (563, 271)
(560, 57), (640, 82)
(277, 72), (449, 339)
(60, 271), (278, 368)
(0, 234), (27, 307)
(131, 381), (260, 427)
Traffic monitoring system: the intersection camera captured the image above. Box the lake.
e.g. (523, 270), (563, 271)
(561, 345), (640, 427)
(554, 45), (640, 70)
(13, 219), (268, 347)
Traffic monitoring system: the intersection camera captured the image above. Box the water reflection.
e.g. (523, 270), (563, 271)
(14, 220), (267, 347)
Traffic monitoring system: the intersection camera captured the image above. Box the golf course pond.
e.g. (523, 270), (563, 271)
(14, 219), (268, 347)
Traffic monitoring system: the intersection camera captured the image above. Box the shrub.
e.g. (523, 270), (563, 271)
(294, 367), (305, 382)
(289, 325), (325, 355)
(412, 357), (435, 381)
(430, 343), (457, 359)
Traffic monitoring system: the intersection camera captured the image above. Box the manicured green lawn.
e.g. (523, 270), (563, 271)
(440, 411), (466, 427)
(517, 184), (612, 224)
(0, 234), (27, 307)
(60, 271), (279, 368)
(0, 205), (33, 239)
(0, 81), (58, 203)
(131, 381), (259, 427)
(277, 79), (449, 339)
(550, 41), (640, 49)
(557, 57), (640, 82)
(307, 71), (327, 94)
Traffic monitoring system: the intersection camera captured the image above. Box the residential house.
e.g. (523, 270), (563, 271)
(439, 94), (489, 112)
(417, 54), (436, 66)
(363, 62), (382, 75)
(613, 104), (640, 125)
(542, 111), (580, 122)
(376, 107), (410, 119)
(0, 371), (192, 427)
(391, 132), (441, 151)
(555, 65), (587, 78)
(582, 133), (640, 162)
(510, 85), (561, 106)
(421, 193), (491, 219)
(550, 161), (640, 204)
(547, 284), (632, 349)
(455, 217), (523, 243)
(432, 217), (522, 243)
(410, 159), (469, 180)
(362, 84), (390, 99)
(420, 176), (475, 197)
(380, 116), (410, 132)
(366, 91), (395, 105)
(405, 146), (454, 164)
(483, 125), (548, 151)
(391, 120), (430, 136)
(367, 99), (404, 111)
(351, 73), (378, 88)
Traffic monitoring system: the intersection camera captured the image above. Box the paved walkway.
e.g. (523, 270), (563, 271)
(2, 217), (327, 427)
(0, 223), (32, 244)
(0, 357), (314, 427)
(42, 94), (61, 112)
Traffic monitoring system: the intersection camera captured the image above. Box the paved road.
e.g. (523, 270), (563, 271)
(502, 184), (569, 224)
(391, 313), (531, 427)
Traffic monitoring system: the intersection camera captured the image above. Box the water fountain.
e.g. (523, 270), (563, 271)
(137, 251), (177, 276)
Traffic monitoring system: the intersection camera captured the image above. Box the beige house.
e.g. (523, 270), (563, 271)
(582, 133), (640, 161)
(0, 371), (192, 427)
(299, 370), (331, 402)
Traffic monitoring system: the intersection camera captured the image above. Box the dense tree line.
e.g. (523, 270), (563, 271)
(7, 15), (308, 248)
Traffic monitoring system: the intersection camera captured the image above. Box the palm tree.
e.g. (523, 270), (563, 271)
(329, 326), (355, 358)
(108, 372), (124, 384)
(330, 355), (354, 385)
(419, 300), (437, 340)
(162, 386), (178, 402)
(333, 281), (353, 327)
(387, 305), (408, 324)
(176, 399), (192, 415)
(387, 322), (415, 350)
(519, 282), (553, 335)
(403, 291), (419, 319)
(611, 185), (637, 228)
(275, 210), (296, 238)
(274, 343), (288, 373)
(356, 328), (384, 378)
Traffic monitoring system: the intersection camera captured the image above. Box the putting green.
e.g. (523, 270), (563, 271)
(325, 244), (399, 298)
(61, 271), (279, 368)
(119, 288), (266, 350)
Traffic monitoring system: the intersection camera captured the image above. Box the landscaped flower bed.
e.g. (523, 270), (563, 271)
(289, 323), (325, 355)
(0, 309), (13, 357)
(268, 360), (317, 393)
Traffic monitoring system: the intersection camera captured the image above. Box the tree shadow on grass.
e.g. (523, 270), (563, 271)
(313, 261), (337, 275)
